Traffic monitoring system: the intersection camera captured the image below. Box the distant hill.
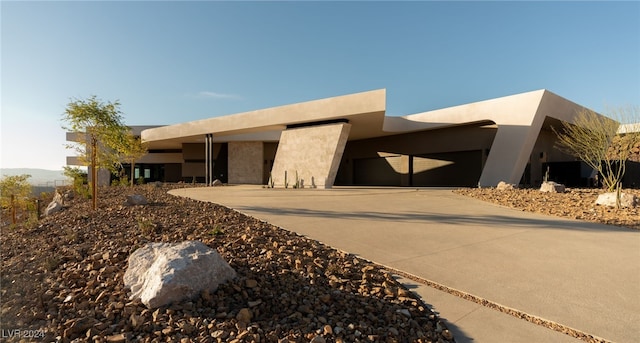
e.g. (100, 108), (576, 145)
(0, 168), (70, 187)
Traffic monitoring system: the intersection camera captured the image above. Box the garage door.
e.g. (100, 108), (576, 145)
(412, 150), (482, 187)
(353, 156), (402, 186)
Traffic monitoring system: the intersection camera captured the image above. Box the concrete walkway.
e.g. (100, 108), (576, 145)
(169, 186), (640, 343)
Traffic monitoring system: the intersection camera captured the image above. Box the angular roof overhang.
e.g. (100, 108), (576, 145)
(142, 89), (387, 149)
(141, 88), (613, 150)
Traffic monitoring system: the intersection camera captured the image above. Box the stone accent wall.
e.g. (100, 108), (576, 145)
(270, 123), (351, 189)
(228, 142), (263, 184)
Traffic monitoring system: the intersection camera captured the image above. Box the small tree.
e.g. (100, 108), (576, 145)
(0, 174), (32, 224)
(553, 106), (639, 193)
(117, 132), (148, 187)
(62, 96), (127, 210)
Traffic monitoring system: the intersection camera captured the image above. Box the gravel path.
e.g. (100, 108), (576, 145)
(1, 184), (454, 343)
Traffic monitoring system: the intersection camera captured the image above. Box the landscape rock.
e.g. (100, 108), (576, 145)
(124, 240), (236, 308)
(51, 189), (74, 206)
(44, 200), (63, 216)
(52, 190), (65, 206)
(124, 194), (148, 206)
(540, 181), (566, 193)
(595, 192), (638, 208)
(236, 308), (253, 323)
(496, 181), (516, 190)
(212, 179), (223, 187)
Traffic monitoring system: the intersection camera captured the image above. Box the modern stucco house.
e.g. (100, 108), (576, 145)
(67, 89), (633, 188)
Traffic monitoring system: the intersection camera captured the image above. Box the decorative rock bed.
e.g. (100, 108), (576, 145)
(1, 184), (454, 342)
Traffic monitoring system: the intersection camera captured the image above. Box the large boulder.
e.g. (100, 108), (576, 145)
(124, 241), (236, 308)
(539, 181), (565, 193)
(595, 192), (638, 208)
(125, 194), (148, 206)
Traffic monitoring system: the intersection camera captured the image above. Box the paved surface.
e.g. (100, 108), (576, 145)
(170, 186), (640, 343)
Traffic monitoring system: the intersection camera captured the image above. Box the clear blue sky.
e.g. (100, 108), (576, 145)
(1, 1), (639, 170)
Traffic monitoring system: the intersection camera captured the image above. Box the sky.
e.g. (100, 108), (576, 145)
(1, 1), (639, 170)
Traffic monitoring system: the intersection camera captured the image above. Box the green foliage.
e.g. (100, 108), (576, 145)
(62, 96), (128, 172)
(136, 176), (145, 185)
(209, 225), (224, 236)
(0, 174), (32, 209)
(115, 175), (130, 187)
(62, 95), (128, 209)
(63, 166), (90, 198)
(137, 217), (157, 236)
(116, 132), (148, 187)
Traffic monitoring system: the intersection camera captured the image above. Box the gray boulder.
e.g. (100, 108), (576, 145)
(539, 181), (565, 193)
(124, 241), (236, 308)
(595, 192), (638, 208)
(125, 194), (148, 206)
(212, 179), (223, 187)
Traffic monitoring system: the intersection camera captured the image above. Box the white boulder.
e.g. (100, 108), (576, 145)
(52, 191), (65, 206)
(125, 194), (148, 206)
(44, 201), (63, 216)
(124, 241), (236, 308)
(539, 181), (565, 193)
(595, 192), (638, 208)
(496, 181), (516, 190)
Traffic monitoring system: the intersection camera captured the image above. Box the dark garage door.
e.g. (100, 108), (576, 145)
(412, 150), (483, 187)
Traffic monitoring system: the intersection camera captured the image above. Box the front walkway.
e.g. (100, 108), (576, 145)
(169, 186), (640, 343)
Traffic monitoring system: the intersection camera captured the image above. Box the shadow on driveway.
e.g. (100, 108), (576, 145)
(233, 205), (636, 233)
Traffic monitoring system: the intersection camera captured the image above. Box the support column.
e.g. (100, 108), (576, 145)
(205, 134), (215, 185)
(205, 134), (209, 185)
(479, 121), (544, 187)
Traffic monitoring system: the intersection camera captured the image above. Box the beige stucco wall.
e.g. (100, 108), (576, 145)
(228, 142), (263, 184)
(270, 123), (351, 189)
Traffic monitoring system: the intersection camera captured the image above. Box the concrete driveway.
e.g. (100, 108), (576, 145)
(169, 186), (640, 343)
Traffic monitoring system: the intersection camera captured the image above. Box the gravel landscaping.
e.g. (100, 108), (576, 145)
(3, 183), (636, 343)
(454, 187), (639, 230)
(1, 184), (454, 342)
